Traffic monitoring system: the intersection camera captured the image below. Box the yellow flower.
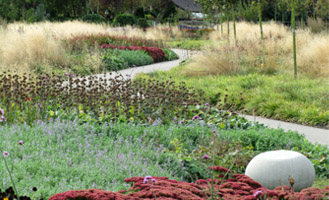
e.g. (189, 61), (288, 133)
(4, 198), (9, 200)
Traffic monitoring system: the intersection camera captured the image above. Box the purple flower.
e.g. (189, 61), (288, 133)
(0, 115), (6, 122)
(212, 130), (217, 133)
(253, 190), (262, 197)
(205, 103), (210, 106)
(19, 140), (23, 145)
(0, 109), (6, 122)
(179, 120), (184, 124)
(151, 178), (157, 183)
(2, 151), (9, 157)
(202, 154), (210, 160)
(192, 115), (201, 121)
(143, 175), (153, 184)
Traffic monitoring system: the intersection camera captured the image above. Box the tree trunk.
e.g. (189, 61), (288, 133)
(233, 9), (237, 43)
(282, 12), (284, 25)
(258, 0), (265, 64)
(22, 0), (25, 21)
(274, 2), (277, 22)
(292, 0), (297, 79)
(227, 9), (230, 43)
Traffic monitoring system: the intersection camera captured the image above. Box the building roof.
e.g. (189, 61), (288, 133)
(172, 0), (202, 12)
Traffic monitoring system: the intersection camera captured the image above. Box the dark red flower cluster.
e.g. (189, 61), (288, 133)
(209, 166), (231, 173)
(49, 166), (329, 200)
(101, 44), (166, 62)
(49, 189), (127, 200)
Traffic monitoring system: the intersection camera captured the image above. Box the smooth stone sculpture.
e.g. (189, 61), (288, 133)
(245, 150), (315, 191)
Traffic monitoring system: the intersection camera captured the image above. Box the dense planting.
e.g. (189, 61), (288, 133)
(139, 71), (329, 128)
(0, 72), (207, 125)
(100, 44), (166, 62)
(1, 117), (329, 199)
(1, 17), (328, 200)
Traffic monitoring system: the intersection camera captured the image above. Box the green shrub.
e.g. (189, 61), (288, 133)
(49, 16), (74, 22)
(113, 14), (136, 26)
(116, 49), (153, 66)
(103, 50), (129, 71)
(163, 49), (179, 61)
(103, 49), (153, 70)
(136, 18), (151, 29)
(82, 14), (107, 24)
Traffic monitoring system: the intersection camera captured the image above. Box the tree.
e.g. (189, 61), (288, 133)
(316, 0), (329, 20)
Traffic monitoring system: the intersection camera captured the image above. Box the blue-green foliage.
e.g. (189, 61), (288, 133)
(103, 49), (153, 71)
(163, 49), (179, 61)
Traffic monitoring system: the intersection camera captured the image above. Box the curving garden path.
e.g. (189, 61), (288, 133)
(89, 49), (329, 147)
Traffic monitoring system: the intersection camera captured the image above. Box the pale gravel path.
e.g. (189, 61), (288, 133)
(90, 49), (189, 80)
(240, 115), (329, 147)
(82, 49), (329, 147)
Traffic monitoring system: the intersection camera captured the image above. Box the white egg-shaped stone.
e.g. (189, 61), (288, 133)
(245, 150), (315, 191)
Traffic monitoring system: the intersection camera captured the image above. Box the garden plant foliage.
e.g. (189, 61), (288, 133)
(0, 18), (328, 200)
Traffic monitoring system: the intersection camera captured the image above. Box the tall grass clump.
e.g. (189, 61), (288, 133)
(298, 35), (329, 77)
(0, 21), (111, 74)
(0, 21), (184, 75)
(185, 21), (329, 78)
(307, 17), (328, 33)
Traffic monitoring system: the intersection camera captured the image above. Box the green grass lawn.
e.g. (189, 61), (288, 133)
(138, 65), (329, 128)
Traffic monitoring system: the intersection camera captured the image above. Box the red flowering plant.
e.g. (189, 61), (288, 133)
(49, 173), (329, 200)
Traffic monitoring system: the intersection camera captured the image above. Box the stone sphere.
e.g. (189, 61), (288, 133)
(245, 150), (315, 191)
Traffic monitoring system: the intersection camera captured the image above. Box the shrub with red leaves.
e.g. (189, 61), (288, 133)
(101, 44), (166, 62)
(49, 166), (329, 200)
